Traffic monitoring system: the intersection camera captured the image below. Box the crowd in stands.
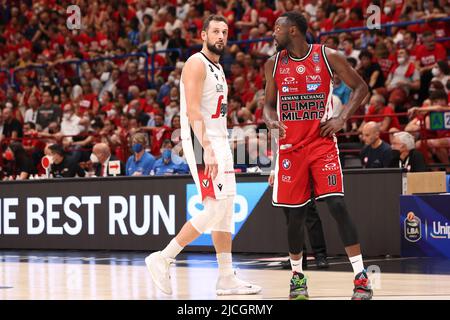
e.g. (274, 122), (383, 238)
(0, 0), (449, 180)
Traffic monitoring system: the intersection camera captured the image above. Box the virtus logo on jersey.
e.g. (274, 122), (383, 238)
(202, 179), (210, 188)
(296, 65), (305, 74)
(282, 159), (291, 170)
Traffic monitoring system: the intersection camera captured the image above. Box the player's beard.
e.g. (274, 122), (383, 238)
(206, 40), (225, 56)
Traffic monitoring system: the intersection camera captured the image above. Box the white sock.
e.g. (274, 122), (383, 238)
(290, 257), (303, 274)
(349, 254), (365, 276)
(217, 253), (234, 277)
(160, 238), (184, 259)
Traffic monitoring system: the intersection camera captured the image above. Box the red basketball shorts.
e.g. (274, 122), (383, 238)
(272, 137), (344, 207)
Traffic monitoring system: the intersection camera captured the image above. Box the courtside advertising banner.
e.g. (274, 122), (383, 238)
(400, 194), (450, 258)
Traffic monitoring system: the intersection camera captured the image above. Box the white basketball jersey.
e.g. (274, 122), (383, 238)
(180, 52), (228, 140)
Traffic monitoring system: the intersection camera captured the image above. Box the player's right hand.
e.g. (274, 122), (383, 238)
(266, 120), (287, 139)
(268, 172), (274, 187)
(204, 146), (218, 180)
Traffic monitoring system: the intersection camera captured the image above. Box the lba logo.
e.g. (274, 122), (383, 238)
(186, 182), (268, 246)
(404, 211), (422, 242)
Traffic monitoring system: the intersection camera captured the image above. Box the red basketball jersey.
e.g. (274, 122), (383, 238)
(273, 44), (335, 151)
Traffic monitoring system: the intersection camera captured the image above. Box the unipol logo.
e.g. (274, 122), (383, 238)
(366, 5), (381, 30)
(67, 5), (81, 30)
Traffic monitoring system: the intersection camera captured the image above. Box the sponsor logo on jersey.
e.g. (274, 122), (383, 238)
(307, 83), (321, 92)
(281, 76), (298, 85)
(216, 84), (224, 92)
(322, 162), (338, 172)
(282, 55), (289, 65)
(312, 53), (320, 63)
(280, 67), (290, 74)
(282, 159), (291, 170)
(202, 179), (210, 188)
(296, 65), (305, 74)
(306, 75), (322, 83)
(208, 65), (214, 72)
(217, 183), (223, 191)
(282, 86), (289, 93)
(282, 175), (291, 182)
(315, 65), (321, 73)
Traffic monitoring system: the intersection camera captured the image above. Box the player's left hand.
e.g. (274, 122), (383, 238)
(320, 117), (345, 137)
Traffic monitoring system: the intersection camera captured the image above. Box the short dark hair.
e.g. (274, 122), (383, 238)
(202, 15), (228, 31)
(359, 49), (373, 60)
(429, 90), (447, 103)
(280, 11), (308, 35)
(423, 30), (434, 38)
(49, 144), (65, 157)
(326, 36), (339, 46)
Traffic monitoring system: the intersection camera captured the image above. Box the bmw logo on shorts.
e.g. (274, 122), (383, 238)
(282, 159), (291, 170)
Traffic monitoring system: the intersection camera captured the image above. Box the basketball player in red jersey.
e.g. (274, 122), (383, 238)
(264, 11), (373, 300)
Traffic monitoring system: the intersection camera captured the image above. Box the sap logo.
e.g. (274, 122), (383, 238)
(306, 75), (321, 83)
(307, 83), (321, 92)
(186, 183), (268, 246)
(282, 86), (289, 93)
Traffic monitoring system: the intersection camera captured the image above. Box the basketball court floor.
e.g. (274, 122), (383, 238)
(1, 250), (450, 300)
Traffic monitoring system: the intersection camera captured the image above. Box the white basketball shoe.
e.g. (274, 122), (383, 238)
(145, 251), (175, 295)
(216, 271), (262, 295)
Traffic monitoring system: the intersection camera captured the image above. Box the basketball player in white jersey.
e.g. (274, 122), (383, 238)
(145, 15), (261, 296)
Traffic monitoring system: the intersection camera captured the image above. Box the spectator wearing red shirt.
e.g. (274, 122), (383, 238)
(216, 1), (236, 39)
(235, 0), (258, 40)
(315, 6), (333, 32)
(415, 31), (447, 103)
(360, 94), (401, 141)
(402, 31), (418, 62)
(256, 0), (275, 28)
(116, 61), (147, 95)
(142, 112), (171, 157)
(233, 76), (255, 108)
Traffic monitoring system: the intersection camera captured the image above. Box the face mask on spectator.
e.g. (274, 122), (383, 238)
(383, 7), (391, 15)
(90, 153), (99, 163)
(108, 109), (117, 118)
(397, 56), (406, 64)
(132, 143), (143, 153)
(4, 150), (13, 161)
(168, 75), (175, 83)
(129, 108), (137, 116)
(174, 79), (180, 86)
(63, 112), (72, 120)
(432, 67), (441, 77)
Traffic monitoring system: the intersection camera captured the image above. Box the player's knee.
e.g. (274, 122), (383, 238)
(324, 196), (346, 216)
(190, 197), (230, 234)
(210, 197), (234, 233)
